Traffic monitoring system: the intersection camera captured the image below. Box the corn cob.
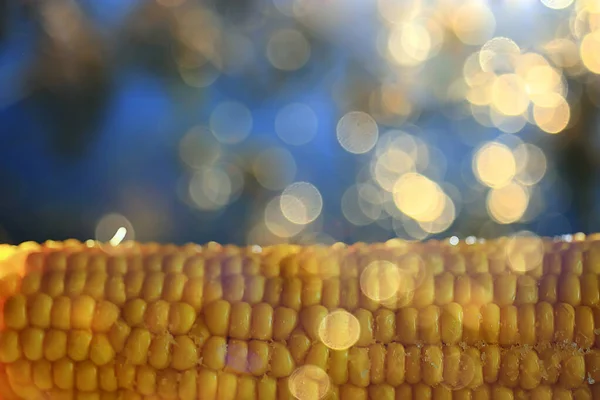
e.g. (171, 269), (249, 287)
(0, 237), (599, 400)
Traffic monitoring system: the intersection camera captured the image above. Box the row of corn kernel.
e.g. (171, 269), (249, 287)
(1, 357), (599, 400)
(0, 328), (113, 365)
(2, 293), (196, 335)
(296, 341), (599, 390)
(3, 349), (597, 399)
(357, 302), (596, 348)
(6, 253), (600, 312)
(328, 383), (599, 400)
(206, 271), (599, 311)
(209, 302), (593, 349)
(172, 271), (600, 314)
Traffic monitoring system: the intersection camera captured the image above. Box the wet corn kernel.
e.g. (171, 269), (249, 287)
(0, 239), (599, 400)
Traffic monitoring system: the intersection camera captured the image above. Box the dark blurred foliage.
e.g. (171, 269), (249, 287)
(0, 0), (599, 245)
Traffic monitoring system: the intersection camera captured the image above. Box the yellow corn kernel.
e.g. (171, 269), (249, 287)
(322, 278), (340, 309)
(4, 294), (27, 330)
(329, 349), (348, 385)
(75, 361), (98, 392)
(89, 334), (115, 366)
(136, 365), (156, 396)
(83, 271), (107, 300)
(371, 309), (393, 344)
(123, 299), (147, 327)
(204, 336), (227, 371)
(515, 275), (538, 305)
(21, 270), (43, 296)
(223, 275), (245, 303)
(181, 277), (203, 310)
(162, 273), (187, 302)
(434, 272), (454, 306)
(243, 275), (265, 305)
(251, 303), (273, 340)
(205, 299), (231, 336)
(98, 365), (117, 392)
(248, 340), (269, 376)
(32, 359), (53, 391)
(21, 327), (44, 361)
(168, 302), (196, 335)
(204, 279), (224, 304)
(53, 358), (75, 390)
(197, 368), (217, 399)
(0, 330), (21, 363)
(273, 306), (297, 341)
(156, 369), (178, 400)
(482, 344), (500, 384)
(421, 345), (443, 387)
(494, 274), (516, 307)
(45, 271), (66, 297)
(65, 270), (87, 297)
(51, 296), (71, 330)
(28, 292), (53, 329)
(499, 349), (520, 388)
(288, 332), (311, 366)
(179, 369), (197, 400)
(560, 354), (585, 389)
(348, 347), (370, 387)
(148, 333), (172, 370)
(71, 295), (96, 330)
(91, 300), (119, 332)
(270, 343), (295, 378)
(369, 343), (385, 385)
(145, 300), (170, 333)
(226, 339), (248, 374)
(555, 303), (575, 342)
(386, 343), (405, 387)
(300, 305), (328, 341)
(305, 342), (329, 371)
(539, 275), (558, 303)
(105, 275), (126, 306)
(397, 307), (419, 344)
(67, 330), (92, 361)
(418, 305), (441, 345)
(520, 349), (542, 390)
(171, 335), (198, 370)
(481, 303), (500, 344)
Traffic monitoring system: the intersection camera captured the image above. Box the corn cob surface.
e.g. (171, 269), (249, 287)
(0, 237), (600, 399)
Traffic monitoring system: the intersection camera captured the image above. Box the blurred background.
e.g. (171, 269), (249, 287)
(0, 0), (599, 245)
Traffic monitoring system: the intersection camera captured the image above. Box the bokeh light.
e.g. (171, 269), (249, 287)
(393, 173), (446, 222)
(288, 365), (330, 400)
(275, 103), (318, 146)
(209, 101), (253, 144)
(179, 126), (221, 168)
(360, 260), (405, 302)
(280, 182), (323, 225)
(336, 111), (379, 154)
(264, 196), (306, 238)
(267, 29), (311, 71)
(581, 31), (600, 74)
(318, 310), (361, 350)
(540, 0), (574, 10)
(253, 147), (297, 191)
(533, 95), (571, 133)
(487, 182), (529, 224)
(452, 2), (497, 45)
(506, 231), (544, 273)
(188, 166), (233, 210)
(473, 142), (516, 189)
(95, 214), (135, 244)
